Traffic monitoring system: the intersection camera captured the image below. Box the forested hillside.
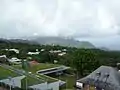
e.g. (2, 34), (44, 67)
(0, 40), (120, 77)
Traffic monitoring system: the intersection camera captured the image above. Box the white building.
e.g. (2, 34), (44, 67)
(0, 55), (7, 58)
(8, 57), (21, 64)
(9, 49), (19, 54)
(41, 49), (45, 52)
(4, 49), (19, 54)
(36, 49), (39, 52)
(54, 60), (58, 64)
(49, 50), (62, 53)
(28, 52), (40, 55)
(58, 52), (66, 56)
(0, 55), (8, 63)
(62, 49), (67, 52)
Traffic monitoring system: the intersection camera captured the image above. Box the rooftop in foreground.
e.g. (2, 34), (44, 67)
(0, 64), (47, 88)
(77, 66), (120, 90)
(21, 76), (44, 89)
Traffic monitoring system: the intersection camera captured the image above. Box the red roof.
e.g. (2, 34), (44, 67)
(30, 60), (39, 65)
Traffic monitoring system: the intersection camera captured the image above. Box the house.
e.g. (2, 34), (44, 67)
(0, 55), (9, 64)
(36, 49), (39, 52)
(9, 49), (19, 54)
(27, 52), (40, 55)
(76, 66), (120, 90)
(41, 49), (45, 52)
(58, 52), (66, 56)
(54, 60), (58, 64)
(62, 49), (67, 52)
(49, 50), (62, 53)
(29, 60), (39, 66)
(3, 49), (19, 54)
(8, 57), (21, 64)
(0, 55), (7, 58)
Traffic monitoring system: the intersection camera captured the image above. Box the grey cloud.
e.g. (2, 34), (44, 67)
(0, 0), (120, 38)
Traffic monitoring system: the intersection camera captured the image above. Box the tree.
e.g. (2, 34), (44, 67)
(72, 49), (100, 78)
(22, 60), (30, 71)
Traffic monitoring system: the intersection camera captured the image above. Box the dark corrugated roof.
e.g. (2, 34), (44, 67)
(77, 66), (120, 90)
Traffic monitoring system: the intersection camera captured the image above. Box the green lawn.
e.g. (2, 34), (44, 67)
(0, 64), (59, 89)
(57, 75), (76, 90)
(21, 74), (58, 89)
(28, 63), (60, 73)
(0, 66), (19, 80)
(13, 63), (60, 73)
(13, 63), (60, 83)
(21, 76), (43, 89)
(36, 74), (58, 83)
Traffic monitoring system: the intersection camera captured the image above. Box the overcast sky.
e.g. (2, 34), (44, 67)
(0, 0), (120, 50)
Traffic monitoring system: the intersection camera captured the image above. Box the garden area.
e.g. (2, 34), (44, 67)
(13, 63), (60, 73)
(0, 66), (19, 80)
(57, 74), (76, 90)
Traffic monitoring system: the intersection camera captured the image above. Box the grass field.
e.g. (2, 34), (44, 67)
(0, 64), (59, 89)
(0, 66), (19, 80)
(13, 63), (60, 83)
(21, 76), (43, 89)
(56, 75), (76, 90)
(28, 63), (60, 73)
(36, 74), (58, 83)
(13, 63), (60, 73)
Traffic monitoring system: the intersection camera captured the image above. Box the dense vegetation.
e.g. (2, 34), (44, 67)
(0, 41), (120, 78)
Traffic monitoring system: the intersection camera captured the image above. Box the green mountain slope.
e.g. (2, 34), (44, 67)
(32, 36), (95, 48)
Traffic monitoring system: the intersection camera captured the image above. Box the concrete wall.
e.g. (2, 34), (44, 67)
(29, 82), (47, 90)
(29, 81), (60, 90)
(48, 81), (60, 90)
(0, 76), (60, 90)
(0, 75), (25, 88)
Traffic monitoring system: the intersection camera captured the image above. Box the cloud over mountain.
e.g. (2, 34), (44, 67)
(0, 0), (120, 38)
(0, 0), (120, 49)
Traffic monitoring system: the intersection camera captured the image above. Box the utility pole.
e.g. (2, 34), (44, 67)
(8, 77), (12, 90)
(66, 79), (67, 89)
(26, 76), (27, 90)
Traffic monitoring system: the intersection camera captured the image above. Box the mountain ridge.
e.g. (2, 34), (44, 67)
(0, 36), (95, 49)
(31, 36), (95, 48)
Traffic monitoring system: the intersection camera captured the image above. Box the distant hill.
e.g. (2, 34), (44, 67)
(31, 36), (95, 48)
(99, 47), (109, 51)
(0, 38), (38, 45)
(0, 37), (95, 48)
(10, 39), (38, 45)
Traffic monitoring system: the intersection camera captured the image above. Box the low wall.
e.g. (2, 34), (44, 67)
(29, 81), (60, 90)
(0, 75), (25, 88)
